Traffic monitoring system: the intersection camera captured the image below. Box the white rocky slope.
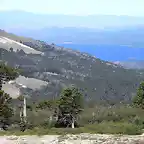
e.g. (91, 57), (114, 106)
(0, 36), (43, 54)
(0, 134), (144, 144)
(2, 75), (48, 99)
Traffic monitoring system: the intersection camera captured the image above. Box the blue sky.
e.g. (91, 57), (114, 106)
(0, 0), (144, 16)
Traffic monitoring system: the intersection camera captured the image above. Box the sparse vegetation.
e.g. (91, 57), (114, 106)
(0, 63), (143, 135)
(1, 104), (144, 135)
(1, 55), (144, 135)
(1, 31), (144, 137)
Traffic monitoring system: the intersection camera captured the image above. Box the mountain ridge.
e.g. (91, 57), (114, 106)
(1, 10), (144, 29)
(115, 60), (144, 69)
(0, 29), (144, 103)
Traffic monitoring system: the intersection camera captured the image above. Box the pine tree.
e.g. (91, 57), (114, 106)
(133, 81), (144, 109)
(0, 90), (13, 130)
(0, 63), (19, 130)
(57, 86), (84, 128)
(0, 62), (18, 90)
(17, 95), (27, 132)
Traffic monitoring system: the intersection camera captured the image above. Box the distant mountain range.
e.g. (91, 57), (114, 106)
(1, 11), (144, 47)
(1, 10), (144, 29)
(115, 60), (144, 69)
(8, 26), (144, 47)
(1, 10), (144, 69)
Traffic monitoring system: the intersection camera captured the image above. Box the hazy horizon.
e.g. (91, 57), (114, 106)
(1, 0), (144, 16)
(1, 10), (144, 29)
(1, 0), (144, 29)
(1, 10), (144, 17)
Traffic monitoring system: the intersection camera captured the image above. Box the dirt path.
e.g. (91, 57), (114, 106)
(0, 133), (144, 144)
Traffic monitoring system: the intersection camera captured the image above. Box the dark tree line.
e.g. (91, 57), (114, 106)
(0, 63), (19, 130)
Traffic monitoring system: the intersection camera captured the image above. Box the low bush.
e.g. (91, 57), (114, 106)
(81, 122), (142, 135)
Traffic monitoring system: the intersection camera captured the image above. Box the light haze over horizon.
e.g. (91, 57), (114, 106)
(0, 0), (144, 17)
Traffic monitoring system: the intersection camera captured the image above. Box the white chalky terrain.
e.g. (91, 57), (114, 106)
(2, 83), (20, 99)
(2, 75), (48, 99)
(0, 36), (43, 54)
(15, 75), (48, 90)
(0, 134), (144, 144)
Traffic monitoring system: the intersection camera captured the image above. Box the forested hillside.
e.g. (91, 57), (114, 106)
(0, 30), (144, 103)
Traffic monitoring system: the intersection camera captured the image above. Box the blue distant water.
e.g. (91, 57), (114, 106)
(57, 44), (144, 61)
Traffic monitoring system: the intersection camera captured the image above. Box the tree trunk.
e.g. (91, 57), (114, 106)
(23, 97), (27, 123)
(20, 108), (22, 122)
(71, 117), (75, 128)
(49, 115), (53, 127)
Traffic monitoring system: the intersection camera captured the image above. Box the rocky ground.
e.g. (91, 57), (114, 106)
(1, 133), (144, 144)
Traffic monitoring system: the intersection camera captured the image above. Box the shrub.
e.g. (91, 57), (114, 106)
(82, 122), (142, 135)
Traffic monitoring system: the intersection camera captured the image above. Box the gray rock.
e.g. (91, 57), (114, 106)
(1, 134), (144, 144)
